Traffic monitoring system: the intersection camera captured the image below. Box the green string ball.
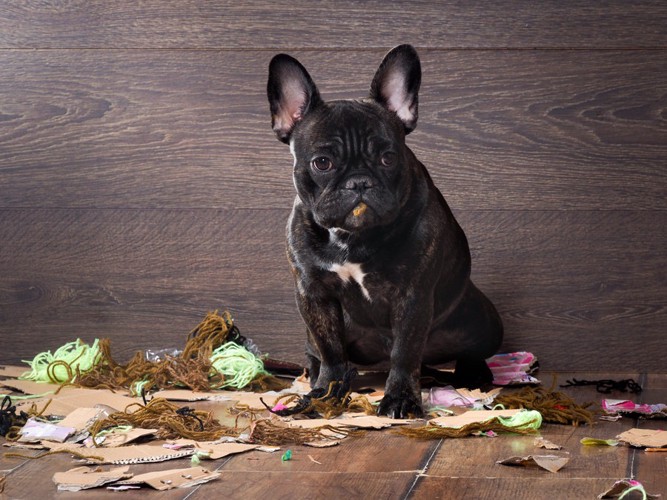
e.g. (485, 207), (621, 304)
(19, 338), (102, 384)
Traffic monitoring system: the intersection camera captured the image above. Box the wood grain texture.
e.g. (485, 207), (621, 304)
(1, 208), (664, 370)
(1, 50), (665, 211)
(1, 1), (666, 49)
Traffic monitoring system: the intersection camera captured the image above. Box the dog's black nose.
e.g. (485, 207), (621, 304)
(343, 175), (374, 192)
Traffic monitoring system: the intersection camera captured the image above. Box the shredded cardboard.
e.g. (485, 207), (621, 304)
(16, 387), (139, 417)
(42, 440), (196, 464)
(430, 409), (522, 428)
(497, 454), (570, 473)
(534, 437), (563, 450)
(53, 465), (133, 492)
(0, 366), (29, 378)
(115, 466), (220, 490)
(616, 428), (667, 448)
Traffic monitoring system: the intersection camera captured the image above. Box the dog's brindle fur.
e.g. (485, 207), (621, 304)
(267, 45), (503, 418)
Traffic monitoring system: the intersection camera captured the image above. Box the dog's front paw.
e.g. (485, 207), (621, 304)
(377, 393), (424, 419)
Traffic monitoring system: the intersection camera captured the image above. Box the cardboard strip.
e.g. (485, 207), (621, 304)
(53, 466), (133, 492)
(116, 466), (220, 490)
(43, 441), (195, 464)
(430, 409), (522, 428)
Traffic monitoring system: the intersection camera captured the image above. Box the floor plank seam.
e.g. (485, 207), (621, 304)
(625, 372), (649, 480)
(402, 438), (443, 499)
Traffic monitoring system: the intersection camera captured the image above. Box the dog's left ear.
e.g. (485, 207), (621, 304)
(267, 54), (322, 144)
(370, 44), (421, 134)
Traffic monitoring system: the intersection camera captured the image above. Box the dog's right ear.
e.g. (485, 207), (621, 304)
(267, 54), (322, 144)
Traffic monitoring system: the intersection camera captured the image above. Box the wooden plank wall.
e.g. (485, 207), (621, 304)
(0, 1), (665, 371)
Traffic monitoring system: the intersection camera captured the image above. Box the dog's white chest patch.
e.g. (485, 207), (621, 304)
(329, 262), (371, 301)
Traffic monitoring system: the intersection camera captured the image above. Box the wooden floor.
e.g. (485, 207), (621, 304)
(1, 372), (665, 499)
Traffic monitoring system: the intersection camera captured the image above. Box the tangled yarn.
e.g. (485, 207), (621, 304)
(210, 342), (268, 389)
(495, 385), (595, 426)
(19, 339), (102, 384)
(17, 311), (285, 394)
(398, 409), (542, 439)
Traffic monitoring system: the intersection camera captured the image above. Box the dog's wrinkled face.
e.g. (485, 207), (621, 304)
(268, 44), (422, 233)
(290, 100), (409, 232)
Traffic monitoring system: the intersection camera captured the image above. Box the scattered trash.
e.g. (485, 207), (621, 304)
(497, 454), (569, 473)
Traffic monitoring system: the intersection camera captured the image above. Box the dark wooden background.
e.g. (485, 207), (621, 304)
(1, 1), (665, 371)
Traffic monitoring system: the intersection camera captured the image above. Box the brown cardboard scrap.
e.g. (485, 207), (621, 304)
(16, 387), (140, 418)
(287, 415), (414, 431)
(0, 378), (60, 396)
(153, 389), (277, 408)
(616, 428), (667, 448)
(431, 409), (522, 428)
(304, 440), (340, 448)
(57, 407), (105, 433)
(93, 428), (158, 448)
(116, 466), (220, 490)
(53, 465), (133, 492)
(42, 441), (195, 464)
(534, 437), (563, 450)
(0, 365), (28, 378)
(497, 454), (570, 473)
(166, 439), (259, 459)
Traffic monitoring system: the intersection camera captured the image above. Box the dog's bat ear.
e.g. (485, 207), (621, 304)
(370, 44), (421, 134)
(267, 54), (322, 144)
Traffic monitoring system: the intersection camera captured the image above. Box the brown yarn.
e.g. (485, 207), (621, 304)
(267, 369), (375, 419)
(494, 384), (595, 426)
(73, 311), (288, 394)
(89, 397), (240, 442)
(248, 418), (360, 446)
(397, 417), (541, 439)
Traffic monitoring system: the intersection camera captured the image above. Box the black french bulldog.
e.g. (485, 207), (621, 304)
(267, 44), (503, 418)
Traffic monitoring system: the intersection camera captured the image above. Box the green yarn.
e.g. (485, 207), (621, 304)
(19, 339), (102, 384)
(209, 342), (268, 389)
(497, 410), (543, 431)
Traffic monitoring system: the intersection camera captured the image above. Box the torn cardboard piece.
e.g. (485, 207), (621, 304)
(165, 440), (259, 460)
(42, 440), (195, 464)
(286, 414), (414, 431)
(57, 407), (105, 433)
(0, 365), (28, 378)
(53, 465), (133, 492)
(43, 439), (260, 464)
(0, 378), (60, 396)
(88, 428), (157, 448)
(430, 409), (522, 428)
(154, 389), (280, 409)
(115, 466), (220, 490)
(497, 454), (570, 473)
(616, 428), (667, 449)
(16, 387), (140, 418)
(534, 437), (563, 450)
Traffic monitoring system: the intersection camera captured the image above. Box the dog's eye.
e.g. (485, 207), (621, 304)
(311, 156), (333, 172)
(380, 152), (397, 167)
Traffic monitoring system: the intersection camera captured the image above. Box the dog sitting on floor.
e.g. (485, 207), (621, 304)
(267, 44), (503, 418)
